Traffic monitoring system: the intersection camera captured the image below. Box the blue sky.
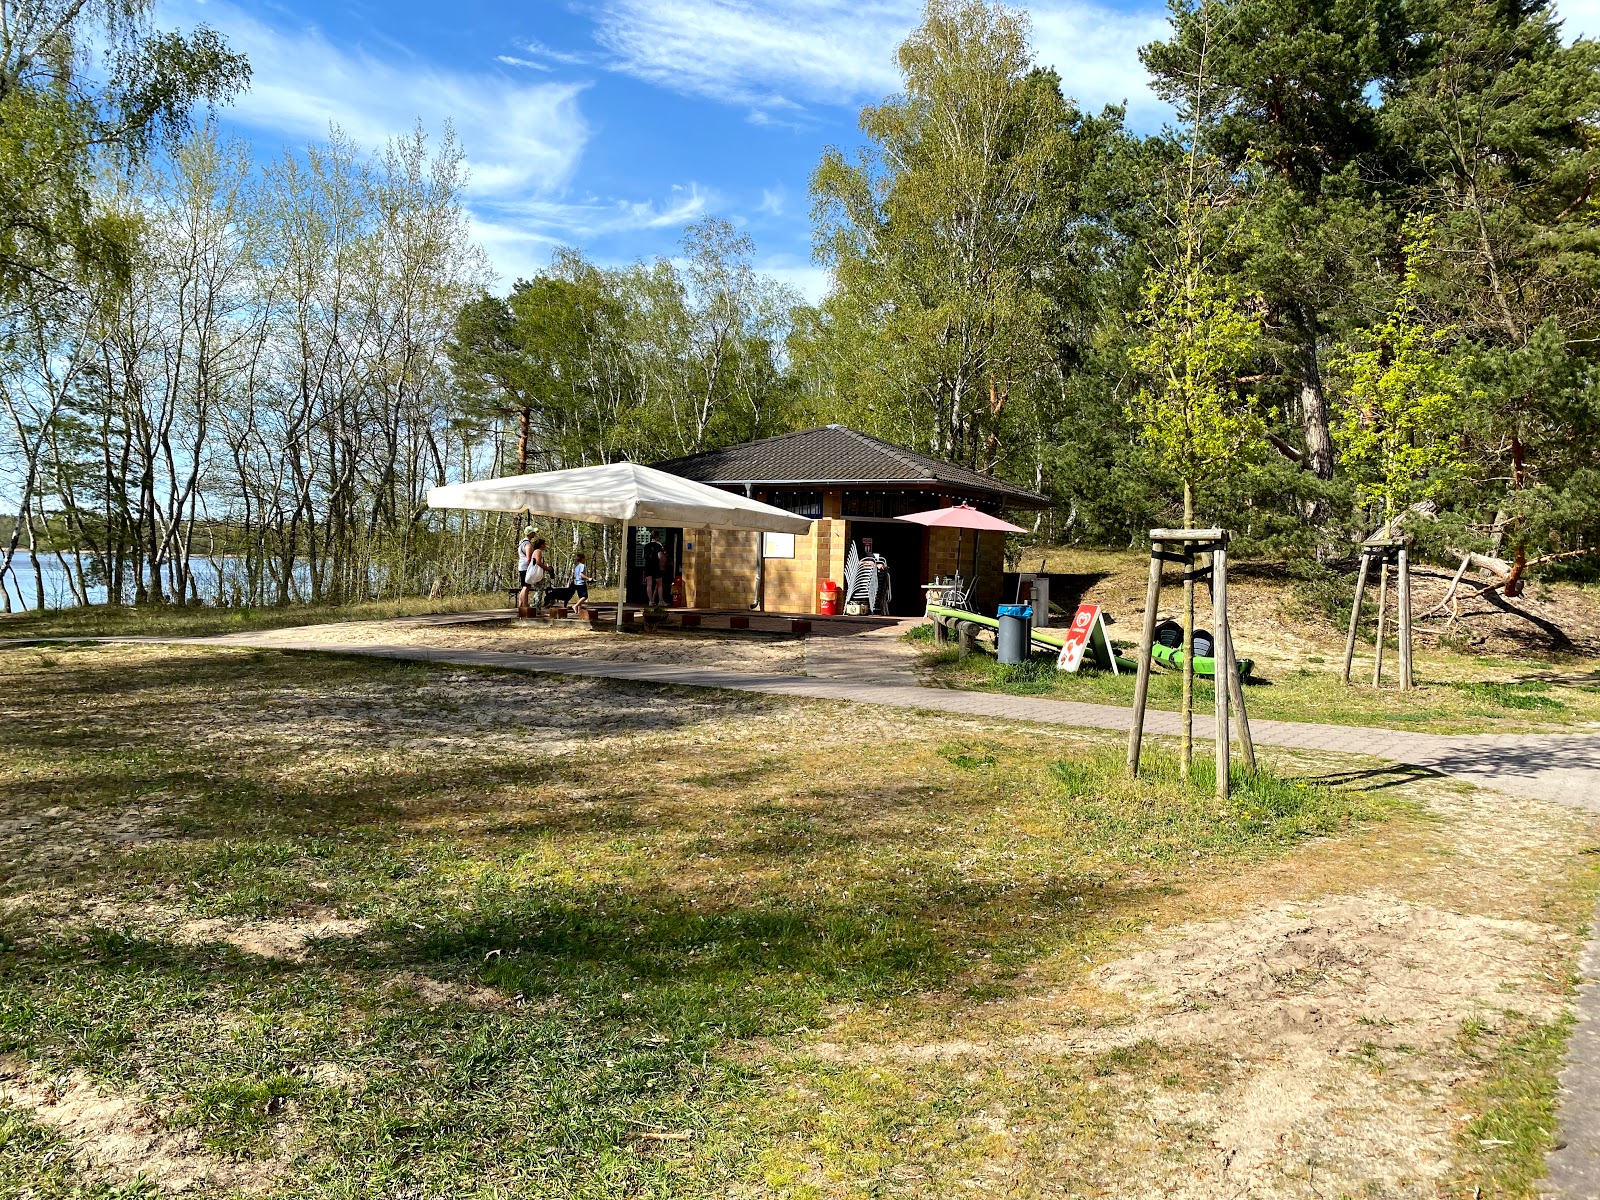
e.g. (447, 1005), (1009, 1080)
(167, 0), (1600, 301)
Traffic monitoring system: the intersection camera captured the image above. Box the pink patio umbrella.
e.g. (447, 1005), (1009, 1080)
(897, 503), (1028, 584)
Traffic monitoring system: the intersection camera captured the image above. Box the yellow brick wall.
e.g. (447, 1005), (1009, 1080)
(680, 522), (838, 613)
(926, 526), (1005, 613)
(682, 527), (759, 610)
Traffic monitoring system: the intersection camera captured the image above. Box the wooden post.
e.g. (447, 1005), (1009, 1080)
(1373, 559), (1389, 687)
(1127, 541), (1165, 777)
(1222, 619), (1256, 773)
(1341, 550), (1371, 685)
(1398, 545), (1413, 691)
(1181, 543), (1196, 782)
(957, 621), (974, 660)
(616, 519), (630, 631)
(1212, 543), (1229, 801)
(934, 614), (947, 647)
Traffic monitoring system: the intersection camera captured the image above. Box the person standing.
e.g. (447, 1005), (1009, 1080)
(516, 525), (539, 617)
(642, 534), (665, 606)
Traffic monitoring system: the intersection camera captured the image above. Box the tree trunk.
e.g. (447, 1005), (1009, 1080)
(1181, 481), (1195, 784)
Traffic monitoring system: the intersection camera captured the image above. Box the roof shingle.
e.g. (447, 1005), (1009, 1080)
(652, 426), (1050, 508)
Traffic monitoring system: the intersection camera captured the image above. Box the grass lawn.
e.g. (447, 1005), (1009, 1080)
(918, 633), (1600, 734)
(0, 593), (524, 642)
(1, 643), (1595, 1198)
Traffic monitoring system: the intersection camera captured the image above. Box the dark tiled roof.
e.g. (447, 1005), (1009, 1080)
(652, 426), (1050, 508)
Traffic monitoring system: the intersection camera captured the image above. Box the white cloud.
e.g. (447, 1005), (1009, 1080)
(593, 0), (907, 109)
(486, 184), (713, 240)
(758, 187), (785, 215)
(588, 0), (1170, 128)
(164, 0), (590, 199)
(1029, 5), (1173, 126)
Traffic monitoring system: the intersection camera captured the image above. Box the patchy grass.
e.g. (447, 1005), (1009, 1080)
(921, 641), (1600, 734)
(0, 642), (1591, 1198)
(0, 592), (515, 641)
(1454, 1014), (1574, 1197)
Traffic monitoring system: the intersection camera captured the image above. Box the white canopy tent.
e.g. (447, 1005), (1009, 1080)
(427, 462), (813, 627)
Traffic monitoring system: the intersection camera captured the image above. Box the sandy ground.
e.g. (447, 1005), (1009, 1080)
(275, 617), (813, 674)
(804, 763), (1595, 1198)
(1044, 551), (1600, 668)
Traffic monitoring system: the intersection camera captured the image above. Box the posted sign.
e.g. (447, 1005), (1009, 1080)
(1056, 604), (1117, 674)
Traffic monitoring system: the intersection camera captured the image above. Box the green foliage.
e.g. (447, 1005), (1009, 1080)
(0, 0), (249, 301)
(1330, 217), (1464, 515)
(806, 0), (1138, 499)
(1127, 259), (1264, 507)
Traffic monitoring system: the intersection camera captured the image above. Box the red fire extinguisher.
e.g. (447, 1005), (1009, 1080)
(671, 574), (685, 608)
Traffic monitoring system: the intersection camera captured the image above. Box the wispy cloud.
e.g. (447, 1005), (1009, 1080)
(592, 0), (906, 111)
(164, 0), (590, 199)
(487, 184), (713, 240)
(515, 38), (596, 67)
(587, 0), (1169, 126)
(1029, 4), (1174, 126)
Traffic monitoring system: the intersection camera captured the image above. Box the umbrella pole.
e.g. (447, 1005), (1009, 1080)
(617, 519), (629, 630)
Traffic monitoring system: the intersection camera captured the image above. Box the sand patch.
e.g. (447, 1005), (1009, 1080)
(808, 890), (1566, 1197)
(1091, 893), (1559, 1052)
(0, 1058), (270, 1192)
(173, 912), (370, 961)
(272, 618), (812, 674)
(385, 971), (506, 1008)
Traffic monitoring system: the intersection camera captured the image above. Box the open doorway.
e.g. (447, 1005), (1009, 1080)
(626, 527), (682, 605)
(845, 519), (926, 617)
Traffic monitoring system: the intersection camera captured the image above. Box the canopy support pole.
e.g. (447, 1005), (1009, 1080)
(616, 519), (629, 630)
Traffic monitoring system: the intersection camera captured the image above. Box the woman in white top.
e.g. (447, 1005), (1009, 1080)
(517, 525), (544, 615)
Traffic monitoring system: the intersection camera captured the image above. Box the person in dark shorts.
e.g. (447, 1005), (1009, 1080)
(571, 553), (589, 610)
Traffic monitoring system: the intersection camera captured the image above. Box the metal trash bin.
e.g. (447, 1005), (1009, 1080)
(996, 604), (1033, 665)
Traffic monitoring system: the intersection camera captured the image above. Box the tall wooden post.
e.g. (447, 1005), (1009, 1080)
(1132, 530), (1251, 789)
(1212, 543), (1230, 800)
(616, 520), (630, 629)
(1222, 618), (1256, 773)
(1341, 550), (1372, 684)
(1373, 560), (1389, 687)
(1398, 545), (1413, 691)
(1127, 541), (1165, 777)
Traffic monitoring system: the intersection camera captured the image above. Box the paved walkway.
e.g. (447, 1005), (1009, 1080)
(151, 629), (1599, 809)
(8, 625), (1600, 1192)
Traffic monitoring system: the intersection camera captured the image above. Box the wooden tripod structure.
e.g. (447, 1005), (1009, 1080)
(1126, 528), (1257, 799)
(1340, 538), (1413, 690)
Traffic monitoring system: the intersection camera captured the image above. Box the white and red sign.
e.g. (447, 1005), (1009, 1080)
(1056, 604), (1117, 674)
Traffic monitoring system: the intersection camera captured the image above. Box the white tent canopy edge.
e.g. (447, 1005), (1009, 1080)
(426, 461), (814, 628)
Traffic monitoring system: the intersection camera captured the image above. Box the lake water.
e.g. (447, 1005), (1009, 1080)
(2, 552), (240, 612)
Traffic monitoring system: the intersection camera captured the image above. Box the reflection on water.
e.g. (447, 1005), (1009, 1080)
(0, 552), (289, 612)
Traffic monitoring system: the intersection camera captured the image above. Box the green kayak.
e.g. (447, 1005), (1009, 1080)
(1150, 641), (1254, 680)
